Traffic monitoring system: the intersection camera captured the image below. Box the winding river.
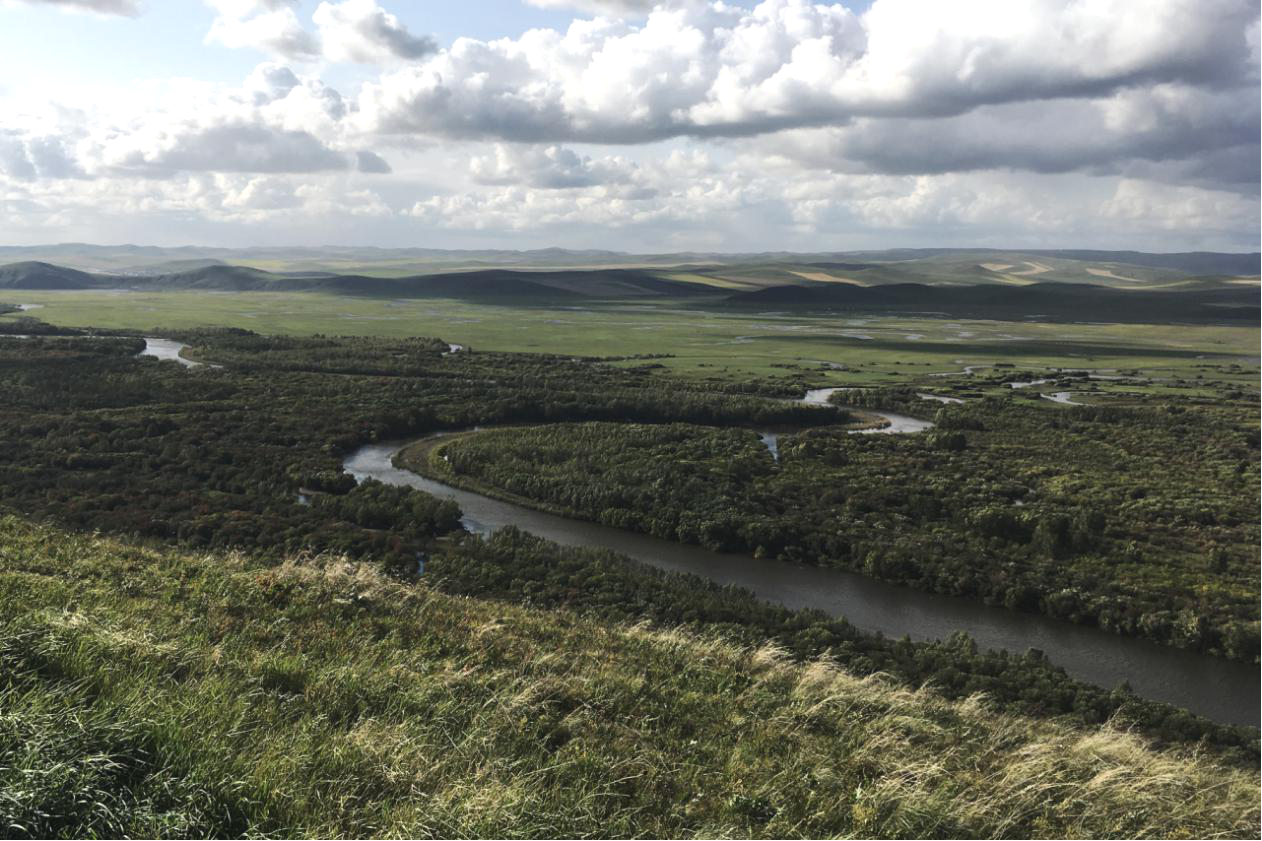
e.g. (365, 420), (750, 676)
(14, 329), (1256, 722)
(344, 407), (1259, 726)
(106, 339), (1262, 724)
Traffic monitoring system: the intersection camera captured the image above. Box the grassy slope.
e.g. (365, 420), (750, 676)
(0, 514), (1257, 838)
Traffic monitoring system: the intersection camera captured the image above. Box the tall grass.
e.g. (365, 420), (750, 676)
(0, 515), (1257, 838)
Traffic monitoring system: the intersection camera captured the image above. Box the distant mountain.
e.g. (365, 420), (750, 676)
(0, 261), (98, 289)
(0, 258), (1255, 322)
(1, 244), (1256, 283)
(0, 261), (699, 301)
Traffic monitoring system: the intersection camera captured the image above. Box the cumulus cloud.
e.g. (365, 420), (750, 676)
(468, 144), (638, 189)
(10, 0), (141, 14)
(357, 0), (1258, 143)
(206, 0), (294, 14)
(1, 0), (1257, 250)
(204, 0), (435, 64)
(313, 0), (437, 63)
(0, 64), (394, 181)
(100, 123), (351, 175)
(524, 0), (661, 14)
(206, 5), (321, 60)
(0, 131), (87, 180)
(761, 83), (1260, 190)
(404, 152), (1259, 252)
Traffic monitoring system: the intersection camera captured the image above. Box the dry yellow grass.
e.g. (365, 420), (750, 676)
(789, 270), (870, 286)
(1011, 261), (1054, 276)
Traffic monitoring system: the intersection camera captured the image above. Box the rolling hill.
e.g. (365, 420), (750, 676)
(1, 245), (1256, 288)
(0, 257), (1256, 322)
(0, 261), (99, 290)
(0, 262), (710, 301)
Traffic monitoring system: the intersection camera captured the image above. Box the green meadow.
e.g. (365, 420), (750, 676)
(4, 289), (1257, 385)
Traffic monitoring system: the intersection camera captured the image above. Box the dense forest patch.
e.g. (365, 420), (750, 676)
(430, 394), (1260, 661)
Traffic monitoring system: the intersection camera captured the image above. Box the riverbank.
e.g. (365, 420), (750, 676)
(353, 436), (1261, 727)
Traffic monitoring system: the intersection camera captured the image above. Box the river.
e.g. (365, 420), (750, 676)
(139, 338), (202, 367)
(20, 329), (1256, 722)
(344, 431), (1259, 726)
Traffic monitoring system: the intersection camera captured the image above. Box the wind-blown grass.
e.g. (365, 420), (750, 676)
(0, 515), (1257, 838)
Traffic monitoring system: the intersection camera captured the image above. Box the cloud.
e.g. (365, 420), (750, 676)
(355, 149), (392, 173)
(2, 0), (1257, 251)
(204, 0), (436, 64)
(760, 82), (1260, 190)
(524, 0), (660, 14)
(206, 5), (321, 61)
(0, 131), (87, 180)
(357, 0), (1258, 143)
(10, 0), (141, 14)
(313, 0), (437, 63)
(0, 64), (394, 180)
(468, 144), (637, 188)
(100, 123), (352, 175)
(403, 151), (1259, 252)
(206, 0), (294, 14)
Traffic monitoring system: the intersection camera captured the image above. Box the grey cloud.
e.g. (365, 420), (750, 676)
(775, 84), (1260, 190)
(244, 63), (301, 103)
(112, 124), (351, 175)
(0, 131), (87, 180)
(355, 150), (392, 173)
(0, 139), (37, 181)
(1122, 146), (1261, 196)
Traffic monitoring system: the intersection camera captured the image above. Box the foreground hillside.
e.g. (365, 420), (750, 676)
(0, 515), (1256, 838)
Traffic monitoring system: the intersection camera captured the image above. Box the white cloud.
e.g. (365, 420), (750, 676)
(206, 6), (321, 61)
(524, 0), (661, 14)
(358, 0), (1258, 143)
(0, 65), (387, 180)
(1, 0), (1257, 251)
(8, 0), (141, 14)
(313, 0), (437, 63)
(206, 0), (294, 15)
(99, 123), (350, 175)
(204, 0), (436, 64)
(468, 144), (639, 188)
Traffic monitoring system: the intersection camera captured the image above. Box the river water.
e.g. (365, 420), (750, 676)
(344, 434), (1260, 726)
(139, 338), (202, 368)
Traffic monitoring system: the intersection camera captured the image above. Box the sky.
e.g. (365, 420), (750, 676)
(0, 0), (1257, 253)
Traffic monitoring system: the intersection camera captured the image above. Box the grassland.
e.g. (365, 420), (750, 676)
(1, 513), (1258, 838)
(3, 289), (1256, 385)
